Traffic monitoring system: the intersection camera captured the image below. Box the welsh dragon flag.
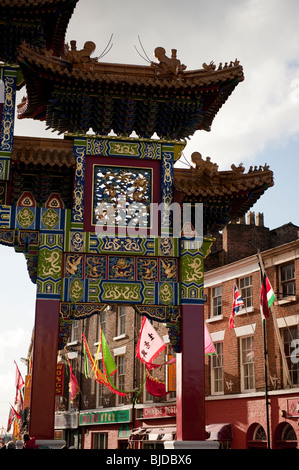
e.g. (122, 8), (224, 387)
(260, 272), (275, 319)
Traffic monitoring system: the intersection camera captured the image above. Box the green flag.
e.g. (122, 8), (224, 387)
(101, 329), (117, 377)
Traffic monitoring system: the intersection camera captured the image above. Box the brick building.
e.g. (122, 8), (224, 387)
(204, 212), (299, 449)
(54, 306), (177, 449)
(52, 211), (299, 449)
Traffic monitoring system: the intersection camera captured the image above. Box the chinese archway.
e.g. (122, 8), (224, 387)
(0, 0), (273, 446)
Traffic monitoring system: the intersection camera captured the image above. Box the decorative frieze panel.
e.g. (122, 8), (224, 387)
(61, 252), (180, 306)
(86, 138), (162, 160)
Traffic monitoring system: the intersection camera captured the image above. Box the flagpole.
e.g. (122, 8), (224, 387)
(257, 251), (271, 449)
(262, 318), (271, 449)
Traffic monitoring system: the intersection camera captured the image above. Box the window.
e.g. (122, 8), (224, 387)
(280, 262), (296, 298)
(117, 306), (126, 336)
(143, 442), (164, 449)
(281, 423), (297, 441)
(239, 276), (252, 308)
(70, 320), (79, 343)
(96, 360), (105, 408)
(254, 425), (267, 441)
(92, 433), (108, 449)
(240, 336), (255, 391)
(282, 326), (299, 386)
(211, 286), (222, 317)
(116, 355), (125, 405)
(211, 342), (224, 394)
(97, 309), (106, 340)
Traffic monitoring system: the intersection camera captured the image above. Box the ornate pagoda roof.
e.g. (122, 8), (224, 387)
(10, 136), (75, 207)
(9, 137), (273, 234)
(174, 152), (274, 234)
(0, 0), (78, 65)
(16, 41), (244, 139)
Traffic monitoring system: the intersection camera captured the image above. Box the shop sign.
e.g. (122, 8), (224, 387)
(142, 405), (176, 419)
(287, 398), (299, 417)
(23, 375), (31, 408)
(79, 409), (131, 426)
(56, 363), (64, 395)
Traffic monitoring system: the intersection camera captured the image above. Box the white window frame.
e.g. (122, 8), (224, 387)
(116, 355), (125, 405)
(92, 432), (108, 449)
(239, 275), (253, 309)
(211, 285), (222, 318)
(116, 306), (126, 337)
(69, 320), (79, 343)
(211, 342), (224, 395)
(240, 335), (255, 392)
(280, 262), (296, 299)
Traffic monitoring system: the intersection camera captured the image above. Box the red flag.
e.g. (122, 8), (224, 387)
(136, 317), (166, 365)
(7, 404), (21, 432)
(145, 371), (168, 397)
(7, 407), (13, 433)
(229, 284), (245, 329)
(260, 273), (270, 319)
(69, 364), (80, 403)
(14, 361), (24, 409)
(14, 361), (24, 391)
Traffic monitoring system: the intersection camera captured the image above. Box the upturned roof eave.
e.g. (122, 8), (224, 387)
(16, 43), (244, 91)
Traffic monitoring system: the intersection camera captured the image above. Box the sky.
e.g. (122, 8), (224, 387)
(1, 0), (299, 431)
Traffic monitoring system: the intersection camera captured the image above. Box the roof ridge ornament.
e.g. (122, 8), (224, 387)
(151, 47), (186, 78)
(191, 152), (219, 177)
(63, 40), (98, 68)
(202, 59), (240, 72)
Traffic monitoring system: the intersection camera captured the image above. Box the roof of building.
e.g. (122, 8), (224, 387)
(0, 0), (78, 64)
(174, 153), (274, 233)
(10, 136), (273, 233)
(15, 40), (244, 139)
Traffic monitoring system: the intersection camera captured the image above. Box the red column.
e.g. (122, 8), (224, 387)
(29, 299), (60, 439)
(176, 304), (206, 441)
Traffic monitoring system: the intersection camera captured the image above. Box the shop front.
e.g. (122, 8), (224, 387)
(55, 411), (80, 448)
(79, 407), (133, 449)
(130, 403), (177, 449)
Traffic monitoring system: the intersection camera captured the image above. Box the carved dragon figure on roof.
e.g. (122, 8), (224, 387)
(151, 47), (186, 77)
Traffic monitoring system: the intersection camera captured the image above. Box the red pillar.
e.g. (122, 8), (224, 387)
(176, 304), (206, 441)
(29, 299), (60, 439)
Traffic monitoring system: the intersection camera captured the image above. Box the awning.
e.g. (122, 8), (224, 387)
(206, 423), (232, 442)
(129, 426), (176, 441)
(130, 424), (231, 442)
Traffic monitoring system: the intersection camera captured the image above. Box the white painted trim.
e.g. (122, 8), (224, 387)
(210, 330), (225, 342)
(277, 315), (299, 328)
(204, 257), (259, 287)
(113, 345), (126, 356)
(234, 324), (256, 337)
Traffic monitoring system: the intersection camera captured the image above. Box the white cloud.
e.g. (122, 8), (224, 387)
(0, 328), (31, 365)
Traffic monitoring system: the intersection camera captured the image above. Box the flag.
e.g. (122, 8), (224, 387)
(64, 350), (80, 403)
(14, 361), (24, 409)
(145, 370), (168, 397)
(7, 404), (21, 432)
(229, 284), (245, 329)
(101, 329), (117, 377)
(136, 316), (166, 365)
(205, 323), (215, 355)
(69, 364), (80, 403)
(7, 407), (13, 433)
(260, 273), (275, 319)
(100, 329), (126, 397)
(14, 361), (24, 392)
